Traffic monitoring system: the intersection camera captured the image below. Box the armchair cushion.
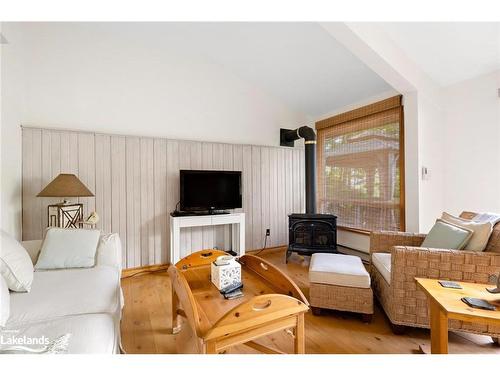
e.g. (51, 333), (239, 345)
(95, 233), (122, 271)
(421, 219), (472, 250)
(460, 211), (500, 253)
(0, 229), (34, 292)
(442, 212), (493, 251)
(372, 252), (391, 285)
(22, 234), (122, 271)
(0, 275), (9, 326)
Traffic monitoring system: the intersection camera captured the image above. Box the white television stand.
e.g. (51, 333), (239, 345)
(169, 212), (245, 265)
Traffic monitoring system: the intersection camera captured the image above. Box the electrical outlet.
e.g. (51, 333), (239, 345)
(266, 228), (270, 236)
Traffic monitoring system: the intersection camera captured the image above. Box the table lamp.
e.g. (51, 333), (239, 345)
(37, 173), (94, 228)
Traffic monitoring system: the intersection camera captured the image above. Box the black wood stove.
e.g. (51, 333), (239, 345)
(280, 127), (338, 263)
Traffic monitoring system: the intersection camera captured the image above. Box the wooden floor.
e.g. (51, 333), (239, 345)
(120, 248), (500, 354)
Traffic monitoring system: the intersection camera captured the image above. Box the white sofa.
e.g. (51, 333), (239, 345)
(1, 234), (123, 354)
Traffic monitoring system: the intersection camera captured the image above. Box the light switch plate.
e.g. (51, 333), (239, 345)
(422, 166), (431, 180)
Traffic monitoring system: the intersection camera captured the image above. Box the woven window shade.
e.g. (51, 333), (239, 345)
(316, 95), (404, 232)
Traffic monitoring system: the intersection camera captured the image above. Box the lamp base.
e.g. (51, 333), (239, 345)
(48, 203), (83, 228)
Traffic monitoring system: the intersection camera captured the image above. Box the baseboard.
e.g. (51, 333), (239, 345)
(120, 245), (368, 278)
(121, 263), (170, 278)
(121, 246), (287, 278)
(246, 245), (287, 255)
(249, 244), (370, 263)
(337, 245), (370, 263)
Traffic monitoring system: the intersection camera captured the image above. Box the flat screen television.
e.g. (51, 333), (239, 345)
(180, 170), (242, 212)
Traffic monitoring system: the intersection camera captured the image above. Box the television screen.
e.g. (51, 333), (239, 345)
(180, 170), (242, 211)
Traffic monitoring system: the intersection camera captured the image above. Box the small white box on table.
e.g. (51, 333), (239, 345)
(211, 256), (241, 290)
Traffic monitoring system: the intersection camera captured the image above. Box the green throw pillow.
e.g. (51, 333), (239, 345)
(421, 219), (473, 250)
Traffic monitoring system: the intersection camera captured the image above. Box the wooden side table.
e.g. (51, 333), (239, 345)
(416, 278), (500, 354)
(169, 213), (245, 265)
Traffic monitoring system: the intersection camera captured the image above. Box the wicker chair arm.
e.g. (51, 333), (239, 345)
(391, 246), (500, 285)
(369, 231), (426, 254)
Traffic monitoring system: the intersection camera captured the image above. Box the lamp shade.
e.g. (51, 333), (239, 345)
(37, 174), (94, 198)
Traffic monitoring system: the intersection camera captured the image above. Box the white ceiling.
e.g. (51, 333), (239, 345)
(121, 22), (392, 118)
(377, 22), (500, 87)
(8, 22), (499, 119)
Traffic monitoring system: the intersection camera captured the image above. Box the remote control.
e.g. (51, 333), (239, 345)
(439, 280), (462, 289)
(461, 297), (496, 311)
(224, 289), (244, 300)
(219, 281), (243, 295)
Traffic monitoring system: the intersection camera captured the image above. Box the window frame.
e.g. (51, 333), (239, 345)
(315, 95), (405, 233)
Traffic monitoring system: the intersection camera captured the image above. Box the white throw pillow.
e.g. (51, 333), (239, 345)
(35, 228), (101, 270)
(95, 233), (122, 269)
(0, 275), (10, 326)
(0, 229), (34, 292)
(441, 212), (493, 251)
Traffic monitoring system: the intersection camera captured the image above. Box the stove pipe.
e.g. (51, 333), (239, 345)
(281, 126), (316, 214)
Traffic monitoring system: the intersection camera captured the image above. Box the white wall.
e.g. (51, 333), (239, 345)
(442, 70), (500, 216)
(18, 23), (306, 144)
(0, 22), (307, 237)
(1, 23), (26, 239)
(0, 22), (2, 233)
(417, 93), (445, 232)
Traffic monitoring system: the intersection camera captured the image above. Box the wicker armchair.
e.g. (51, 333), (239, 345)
(370, 212), (500, 340)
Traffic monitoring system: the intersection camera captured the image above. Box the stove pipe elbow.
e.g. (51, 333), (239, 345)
(282, 126), (316, 143)
(297, 126), (316, 142)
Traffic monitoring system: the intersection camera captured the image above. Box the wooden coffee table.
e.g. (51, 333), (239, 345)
(416, 278), (500, 354)
(169, 250), (309, 354)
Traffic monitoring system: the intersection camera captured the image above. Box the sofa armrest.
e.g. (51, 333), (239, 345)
(95, 233), (123, 272)
(21, 240), (43, 265)
(391, 246), (500, 285)
(370, 231), (426, 254)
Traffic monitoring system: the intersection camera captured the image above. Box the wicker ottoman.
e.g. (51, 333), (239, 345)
(309, 253), (373, 322)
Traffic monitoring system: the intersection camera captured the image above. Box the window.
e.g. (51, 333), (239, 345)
(316, 95), (404, 232)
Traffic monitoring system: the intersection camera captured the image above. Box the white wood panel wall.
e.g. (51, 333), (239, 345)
(22, 127), (305, 268)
